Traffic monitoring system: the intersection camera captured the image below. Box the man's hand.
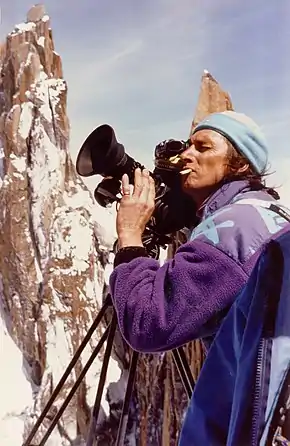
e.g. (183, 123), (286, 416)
(116, 168), (155, 248)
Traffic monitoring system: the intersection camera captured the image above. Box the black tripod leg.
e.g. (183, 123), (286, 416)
(86, 312), (118, 446)
(172, 347), (195, 399)
(36, 326), (110, 446)
(115, 350), (139, 446)
(23, 296), (112, 446)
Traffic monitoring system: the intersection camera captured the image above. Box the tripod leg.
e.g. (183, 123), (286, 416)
(86, 312), (118, 446)
(36, 326), (110, 446)
(23, 296), (112, 446)
(115, 350), (139, 446)
(172, 347), (195, 399)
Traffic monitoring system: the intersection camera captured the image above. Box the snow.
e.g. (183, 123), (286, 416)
(47, 79), (66, 95)
(12, 172), (24, 179)
(79, 334), (122, 418)
(45, 316), (76, 384)
(9, 153), (27, 172)
(25, 52), (33, 69)
(33, 312), (77, 444)
(107, 370), (129, 405)
(31, 80), (52, 122)
(46, 79), (66, 118)
(42, 15), (50, 22)
(19, 102), (34, 139)
(34, 257), (43, 283)
(63, 186), (117, 249)
(42, 288), (123, 421)
(30, 77), (66, 122)
(22, 73), (71, 269)
(0, 279), (33, 446)
(38, 70), (49, 83)
(37, 36), (45, 47)
(27, 126), (65, 195)
(50, 208), (93, 274)
(103, 253), (114, 284)
(13, 22), (36, 33)
(29, 76), (64, 119)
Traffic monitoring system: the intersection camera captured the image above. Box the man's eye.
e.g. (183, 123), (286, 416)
(199, 145), (211, 151)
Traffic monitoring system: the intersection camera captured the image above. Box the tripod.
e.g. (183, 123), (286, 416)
(23, 293), (195, 446)
(23, 229), (196, 446)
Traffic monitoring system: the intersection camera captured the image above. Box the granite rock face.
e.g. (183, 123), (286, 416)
(0, 6), (234, 446)
(0, 6), (122, 445)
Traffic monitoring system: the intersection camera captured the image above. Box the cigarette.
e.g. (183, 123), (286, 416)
(179, 168), (192, 175)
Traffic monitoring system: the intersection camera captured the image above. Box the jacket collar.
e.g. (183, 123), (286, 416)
(197, 180), (252, 220)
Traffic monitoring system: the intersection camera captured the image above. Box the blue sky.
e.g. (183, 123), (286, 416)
(1, 1), (290, 201)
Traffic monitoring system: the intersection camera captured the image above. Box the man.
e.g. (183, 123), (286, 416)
(109, 111), (290, 353)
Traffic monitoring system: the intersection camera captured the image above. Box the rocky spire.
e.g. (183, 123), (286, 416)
(190, 69), (234, 133)
(0, 5), (122, 445)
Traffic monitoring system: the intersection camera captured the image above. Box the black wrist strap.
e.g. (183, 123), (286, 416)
(114, 246), (148, 268)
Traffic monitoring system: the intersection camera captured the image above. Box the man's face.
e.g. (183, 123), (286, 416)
(179, 128), (230, 203)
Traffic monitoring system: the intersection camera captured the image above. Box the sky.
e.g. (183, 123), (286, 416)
(1, 0), (290, 202)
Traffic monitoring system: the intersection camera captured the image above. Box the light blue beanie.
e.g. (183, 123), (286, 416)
(192, 111), (269, 174)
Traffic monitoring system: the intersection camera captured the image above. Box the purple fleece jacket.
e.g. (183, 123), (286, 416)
(109, 180), (289, 353)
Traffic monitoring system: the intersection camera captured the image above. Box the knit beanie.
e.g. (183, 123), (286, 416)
(192, 111), (269, 174)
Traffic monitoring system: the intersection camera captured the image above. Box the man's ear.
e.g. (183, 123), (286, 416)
(237, 163), (249, 174)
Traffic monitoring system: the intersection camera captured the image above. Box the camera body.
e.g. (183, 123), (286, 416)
(76, 125), (198, 258)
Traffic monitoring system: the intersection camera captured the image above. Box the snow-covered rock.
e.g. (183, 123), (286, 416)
(0, 5), (126, 445)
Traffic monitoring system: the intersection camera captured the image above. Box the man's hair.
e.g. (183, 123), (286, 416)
(224, 141), (279, 199)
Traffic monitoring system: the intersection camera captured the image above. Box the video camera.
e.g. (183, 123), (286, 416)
(76, 124), (198, 258)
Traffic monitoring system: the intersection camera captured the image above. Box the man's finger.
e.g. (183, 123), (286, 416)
(132, 168), (144, 198)
(121, 174), (131, 197)
(148, 175), (156, 207)
(138, 169), (151, 202)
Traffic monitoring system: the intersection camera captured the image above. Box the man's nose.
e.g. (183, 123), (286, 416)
(180, 144), (195, 162)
